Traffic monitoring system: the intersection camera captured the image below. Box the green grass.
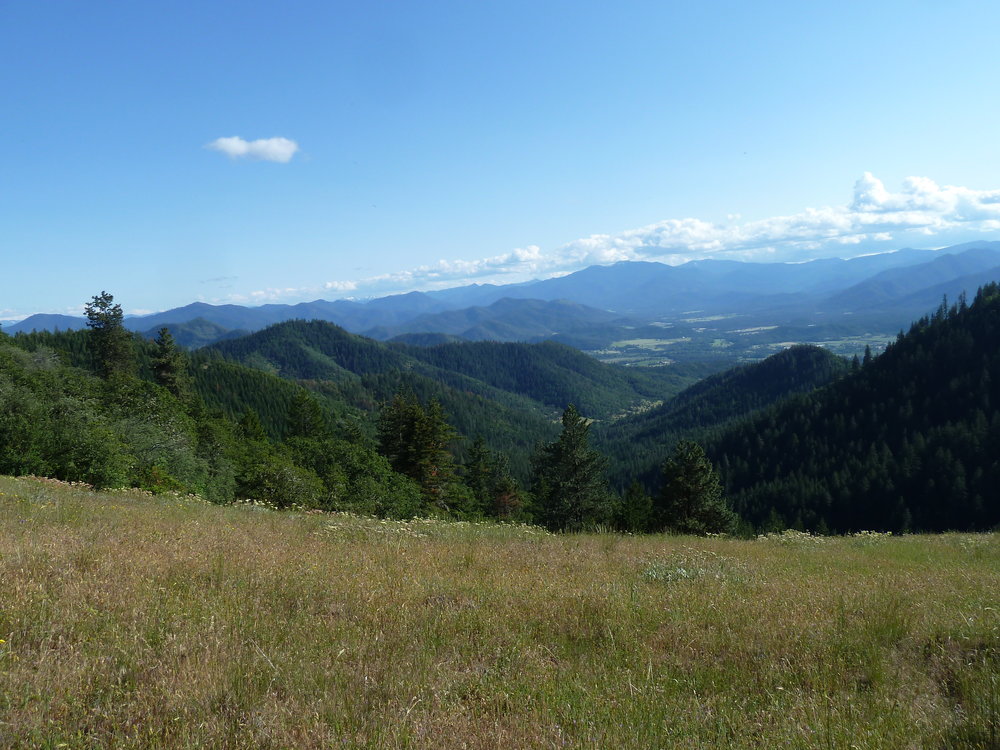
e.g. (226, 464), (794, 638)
(1, 476), (998, 748)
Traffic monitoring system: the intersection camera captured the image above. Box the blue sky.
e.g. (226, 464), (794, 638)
(3, 0), (1000, 321)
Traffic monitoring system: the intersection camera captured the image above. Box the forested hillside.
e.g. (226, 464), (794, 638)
(205, 320), (558, 470)
(204, 320), (714, 473)
(597, 345), (850, 487)
(397, 339), (715, 418)
(0, 324), (430, 517)
(209, 320), (707, 419)
(709, 286), (1000, 532)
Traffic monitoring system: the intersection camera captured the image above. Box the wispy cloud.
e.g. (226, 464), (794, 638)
(232, 174), (1000, 303)
(206, 136), (299, 163)
(322, 245), (544, 296)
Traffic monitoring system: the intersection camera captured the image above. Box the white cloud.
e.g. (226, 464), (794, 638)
(229, 173), (1000, 304)
(206, 136), (299, 163)
(547, 173), (1000, 269)
(323, 280), (358, 292)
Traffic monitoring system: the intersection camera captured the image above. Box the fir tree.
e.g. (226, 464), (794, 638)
(465, 436), (524, 520)
(465, 436), (493, 516)
(84, 291), (135, 379)
(617, 480), (653, 533)
(655, 440), (735, 535)
(238, 409), (269, 443)
(286, 389), (327, 440)
(530, 404), (613, 531)
(377, 390), (469, 513)
(151, 327), (190, 398)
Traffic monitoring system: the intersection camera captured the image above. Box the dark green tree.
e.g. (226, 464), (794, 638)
(530, 404), (613, 531)
(152, 327), (190, 398)
(616, 480), (653, 533)
(377, 390), (425, 479)
(465, 436), (493, 516)
(84, 291), (135, 379)
(377, 390), (469, 514)
(465, 435), (524, 521)
(238, 408), (268, 442)
(654, 441), (735, 534)
(286, 389), (327, 440)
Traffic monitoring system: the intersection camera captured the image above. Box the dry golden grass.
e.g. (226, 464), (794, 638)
(1, 475), (998, 748)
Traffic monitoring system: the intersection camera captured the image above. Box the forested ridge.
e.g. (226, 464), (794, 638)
(204, 319), (714, 474)
(709, 285), (1000, 532)
(209, 320), (712, 420)
(2, 284), (999, 533)
(596, 345), (851, 487)
(0, 320), (427, 518)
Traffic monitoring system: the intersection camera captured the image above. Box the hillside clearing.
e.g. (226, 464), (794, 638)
(1, 476), (997, 748)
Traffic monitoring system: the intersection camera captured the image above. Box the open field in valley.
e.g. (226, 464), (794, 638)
(1, 475), (998, 748)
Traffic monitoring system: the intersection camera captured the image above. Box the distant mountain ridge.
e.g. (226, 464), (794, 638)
(7, 242), (1000, 361)
(363, 298), (626, 341)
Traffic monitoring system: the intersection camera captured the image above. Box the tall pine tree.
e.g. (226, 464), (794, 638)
(530, 404), (613, 531)
(377, 390), (470, 514)
(465, 436), (524, 521)
(152, 327), (190, 398)
(655, 441), (735, 535)
(84, 291), (135, 379)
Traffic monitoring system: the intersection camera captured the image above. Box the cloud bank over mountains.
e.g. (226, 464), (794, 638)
(206, 136), (299, 163)
(553, 173), (1000, 271)
(235, 174), (1000, 303)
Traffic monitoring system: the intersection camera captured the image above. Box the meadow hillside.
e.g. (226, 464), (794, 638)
(1, 475), (997, 748)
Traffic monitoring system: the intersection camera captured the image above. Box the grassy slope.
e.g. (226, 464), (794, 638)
(1, 475), (998, 749)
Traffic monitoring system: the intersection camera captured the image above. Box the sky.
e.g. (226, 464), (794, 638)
(3, 0), (1000, 321)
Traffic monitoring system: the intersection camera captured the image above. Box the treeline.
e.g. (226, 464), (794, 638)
(708, 286), (1000, 533)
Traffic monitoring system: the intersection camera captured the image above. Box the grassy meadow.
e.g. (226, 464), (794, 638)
(1, 475), (998, 748)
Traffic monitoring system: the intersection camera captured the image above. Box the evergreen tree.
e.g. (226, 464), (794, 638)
(530, 404), (613, 531)
(465, 435), (524, 520)
(616, 480), (653, 533)
(377, 390), (469, 513)
(655, 440), (735, 535)
(377, 390), (425, 479)
(84, 291), (135, 379)
(486, 452), (523, 521)
(238, 408), (268, 442)
(465, 436), (493, 516)
(151, 327), (190, 398)
(286, 389), (327, 440)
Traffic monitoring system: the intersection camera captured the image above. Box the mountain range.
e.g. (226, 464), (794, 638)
(7, 241), (1000, 364)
